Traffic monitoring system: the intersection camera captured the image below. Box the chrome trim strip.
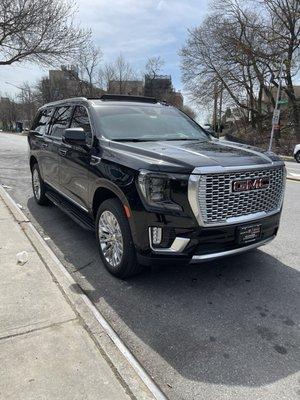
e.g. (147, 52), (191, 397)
(90, 156), (102, 166)
(190, 236), (275, 263)
(148, 228), (190, 253)
(45, 181), (89, 213)
(188, 173), (202, 225)
(191, 161), (284, 175)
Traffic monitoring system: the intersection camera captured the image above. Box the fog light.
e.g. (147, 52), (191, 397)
(151, 227), (162, 245)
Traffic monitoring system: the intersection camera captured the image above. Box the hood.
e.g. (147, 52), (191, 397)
(103, 139), (282, 174)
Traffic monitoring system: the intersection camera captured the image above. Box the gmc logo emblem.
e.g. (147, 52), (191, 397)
(232, 177), (270, 192)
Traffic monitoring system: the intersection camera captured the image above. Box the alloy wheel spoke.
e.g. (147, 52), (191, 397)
(98, 210), (124, 268)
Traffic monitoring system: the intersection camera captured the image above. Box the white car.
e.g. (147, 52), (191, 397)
(294, 144), (300, 163)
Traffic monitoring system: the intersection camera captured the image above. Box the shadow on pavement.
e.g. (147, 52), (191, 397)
(27, 196), (300, 388)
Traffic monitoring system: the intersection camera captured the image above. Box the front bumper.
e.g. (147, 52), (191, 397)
(189, 235), (275, 263)
(137, 212), (280, 265)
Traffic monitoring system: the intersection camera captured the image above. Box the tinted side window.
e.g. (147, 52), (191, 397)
(70, 106), (93, 146)
(49, 106), (72, 138)
(31, 108), (53, 135)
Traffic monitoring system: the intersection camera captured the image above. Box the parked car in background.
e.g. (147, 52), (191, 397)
(293, 144), (300, 162)
(28, 95), (286, 278)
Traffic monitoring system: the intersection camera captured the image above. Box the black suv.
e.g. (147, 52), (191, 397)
(28, 95), (286, 278)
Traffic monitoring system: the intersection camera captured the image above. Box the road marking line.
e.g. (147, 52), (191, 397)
(289, 172), (300, 177)
(0, 186), (168, 400)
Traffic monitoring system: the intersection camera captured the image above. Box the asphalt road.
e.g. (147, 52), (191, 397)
(1, 133), (299, 400)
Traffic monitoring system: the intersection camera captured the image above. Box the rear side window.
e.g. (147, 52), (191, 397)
(31, 108), (53, 135)
(49, 106), (72, 138)
(70, 106), (93, 146)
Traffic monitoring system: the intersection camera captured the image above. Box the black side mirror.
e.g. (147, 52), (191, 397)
(63, 127), (86, 146)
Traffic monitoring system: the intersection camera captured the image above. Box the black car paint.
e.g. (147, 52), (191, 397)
(28, 99), (284, 265)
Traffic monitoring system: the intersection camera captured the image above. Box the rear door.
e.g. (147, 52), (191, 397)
(45, 105), (73, 189)
(59, 105), (92, 211)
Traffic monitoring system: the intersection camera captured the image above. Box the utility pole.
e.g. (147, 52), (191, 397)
(268, 59), (285, 152)
(218, 84), (223, 138)
(213, 82), (218, 133)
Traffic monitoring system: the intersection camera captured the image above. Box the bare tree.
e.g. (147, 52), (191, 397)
(35, 67), (81, 103)
(144, 56), (166, 98)
(99, 63), (117, 91)
(114, 55), (136, 93)
(181, 8), (273, 134)
(180, 0), (300, 140)
(17, 83), (39, 126)
(77, 44), (102, 96)
(261, 0), (300, 140)
(145, 56), (165, 79)
(0, 96), (18, 130)
(0, 0), (90, 66)
(35, 77), (51, 104)
(101, 55), (136, 94)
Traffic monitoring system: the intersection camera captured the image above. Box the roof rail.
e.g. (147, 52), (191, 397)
(96, 94), (158, 103)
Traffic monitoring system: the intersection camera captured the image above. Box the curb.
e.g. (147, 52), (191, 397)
(287, 177), (300, 182)
(0, 186), (167, 400)
(280, 155), (295, 162)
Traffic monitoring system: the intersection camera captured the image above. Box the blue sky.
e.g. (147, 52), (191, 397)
(0, 0), (209, 98)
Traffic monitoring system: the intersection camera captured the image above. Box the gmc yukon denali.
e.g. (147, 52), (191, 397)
(28, 95), (286, 278)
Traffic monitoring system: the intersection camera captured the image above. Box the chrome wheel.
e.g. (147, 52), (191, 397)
(32, 169), (41, 200)
(98, 210), (124, 267)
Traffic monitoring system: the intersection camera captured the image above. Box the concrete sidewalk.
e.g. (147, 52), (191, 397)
(0, 192), (159, 400)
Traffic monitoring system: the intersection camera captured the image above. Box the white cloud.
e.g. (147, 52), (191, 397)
(75, 0), (209, 85)
(0, 0), (209, 96)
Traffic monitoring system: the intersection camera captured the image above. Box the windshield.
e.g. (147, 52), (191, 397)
(94, 104), (210, 142)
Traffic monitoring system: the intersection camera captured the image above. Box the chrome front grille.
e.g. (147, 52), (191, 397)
(189, 164), (286, 226)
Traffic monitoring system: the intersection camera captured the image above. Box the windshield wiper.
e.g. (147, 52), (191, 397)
(162, 138), (201, 141)
(112, 137), (205, 142)
(112, 138), (155, 142)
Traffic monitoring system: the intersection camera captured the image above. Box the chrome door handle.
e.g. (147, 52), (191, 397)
(58, 148), (67, 156)
(90, 156), (101, 166)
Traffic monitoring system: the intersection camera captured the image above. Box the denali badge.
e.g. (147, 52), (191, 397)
(232, 177), (270, 192)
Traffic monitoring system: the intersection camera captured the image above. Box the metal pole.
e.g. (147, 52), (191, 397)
(213, 82), (218, 132)
(218, 84), (223, 138)
(268, 58), (285, 152)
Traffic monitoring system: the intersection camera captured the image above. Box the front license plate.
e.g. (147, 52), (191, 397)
(238, 224), (262, 244)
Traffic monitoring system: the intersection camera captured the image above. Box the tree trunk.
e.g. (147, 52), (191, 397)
(255, 85), (264, 138)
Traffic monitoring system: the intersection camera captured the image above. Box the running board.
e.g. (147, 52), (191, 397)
(45, 189), (95, 231)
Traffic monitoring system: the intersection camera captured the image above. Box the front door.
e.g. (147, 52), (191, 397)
(59, 105), (93, 211)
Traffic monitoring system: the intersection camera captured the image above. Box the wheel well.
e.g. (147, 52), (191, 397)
(92, 187), (118, 217)
(30, 156), (37, 171)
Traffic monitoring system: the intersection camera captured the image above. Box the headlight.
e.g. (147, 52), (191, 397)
(137, 170), (182, 211)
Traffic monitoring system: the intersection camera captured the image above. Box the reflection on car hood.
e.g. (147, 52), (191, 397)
(104, 139), (283, 173)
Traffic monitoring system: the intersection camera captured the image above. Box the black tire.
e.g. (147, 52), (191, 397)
(295, 151), (300, 163)
(95, 199), (142, 278)
(31, 163), (49, 205)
